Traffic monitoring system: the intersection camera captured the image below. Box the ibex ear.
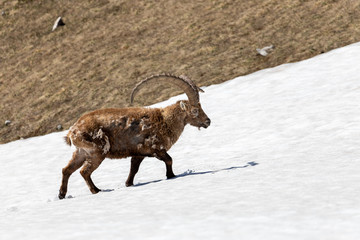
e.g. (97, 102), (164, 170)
(180, 101), (187, 111)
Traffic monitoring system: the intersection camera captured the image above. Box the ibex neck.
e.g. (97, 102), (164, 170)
(162, 102), (187, 148)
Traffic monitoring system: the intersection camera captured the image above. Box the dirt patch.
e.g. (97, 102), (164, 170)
(1, 0), (360, 143)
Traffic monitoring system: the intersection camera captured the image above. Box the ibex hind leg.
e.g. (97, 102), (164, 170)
(59, 148), (87, 199)
(80, 152), (105, 194)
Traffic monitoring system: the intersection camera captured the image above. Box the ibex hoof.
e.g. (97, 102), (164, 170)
(167, 174), (176, 179)
(125, 181), (133, 187)
(91, 188), (101, 194)
(58, 193), (66, 200)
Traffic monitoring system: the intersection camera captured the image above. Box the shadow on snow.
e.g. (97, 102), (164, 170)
(135, 161), (258, 187)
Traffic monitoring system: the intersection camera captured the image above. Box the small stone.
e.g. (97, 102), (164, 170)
(52, 17), (65, 31)
(5, 120), (11, 126)
(256, 45), (274, 56)
(1, 11), (5, 16)
(56, 124), (63, 130)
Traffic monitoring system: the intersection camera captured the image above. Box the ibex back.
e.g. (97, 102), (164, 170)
(59, 74), (211, 199)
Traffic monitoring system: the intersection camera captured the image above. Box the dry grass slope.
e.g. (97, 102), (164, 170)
(1, 0), (359, 143)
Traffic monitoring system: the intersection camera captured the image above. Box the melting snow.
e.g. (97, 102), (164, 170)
(1, 42), (360, 240)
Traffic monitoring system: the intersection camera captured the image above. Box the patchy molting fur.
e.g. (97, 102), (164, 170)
(65, 101), (191, 158)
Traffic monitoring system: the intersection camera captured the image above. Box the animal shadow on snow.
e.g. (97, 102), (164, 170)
(135, 161), (258, 187)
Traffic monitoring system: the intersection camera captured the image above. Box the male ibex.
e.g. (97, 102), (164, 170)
(58, 74), (211, 199)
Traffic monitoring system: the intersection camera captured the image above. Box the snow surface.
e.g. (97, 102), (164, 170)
(1, 42), (360, 240)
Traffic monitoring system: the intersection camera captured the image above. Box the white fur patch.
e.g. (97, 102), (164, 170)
(103, 136), (110, 154)
(93, 129), (111, 154)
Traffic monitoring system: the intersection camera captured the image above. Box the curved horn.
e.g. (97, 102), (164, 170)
(130, 73), (203, 105)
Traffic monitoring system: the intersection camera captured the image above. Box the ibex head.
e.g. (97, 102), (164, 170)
(131, 73), (211, 129)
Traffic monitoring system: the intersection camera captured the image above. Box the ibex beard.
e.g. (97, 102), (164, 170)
(58, 74), (211, 199)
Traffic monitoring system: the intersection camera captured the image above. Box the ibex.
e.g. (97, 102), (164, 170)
(58, 74), (211, 199)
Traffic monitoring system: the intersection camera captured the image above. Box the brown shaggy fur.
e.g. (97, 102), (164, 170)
(58, 100), (210, 199)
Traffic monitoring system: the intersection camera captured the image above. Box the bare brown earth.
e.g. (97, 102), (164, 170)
(1, 0), (360, 143)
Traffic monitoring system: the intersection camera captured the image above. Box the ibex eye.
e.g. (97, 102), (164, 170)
(192, 109), (199, 115)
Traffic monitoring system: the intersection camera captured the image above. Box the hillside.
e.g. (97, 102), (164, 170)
(1, 0), (360, 143)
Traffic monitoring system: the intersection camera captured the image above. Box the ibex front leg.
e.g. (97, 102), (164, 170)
(156, 151), (176, 179)
(126, 156), (144, 187)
